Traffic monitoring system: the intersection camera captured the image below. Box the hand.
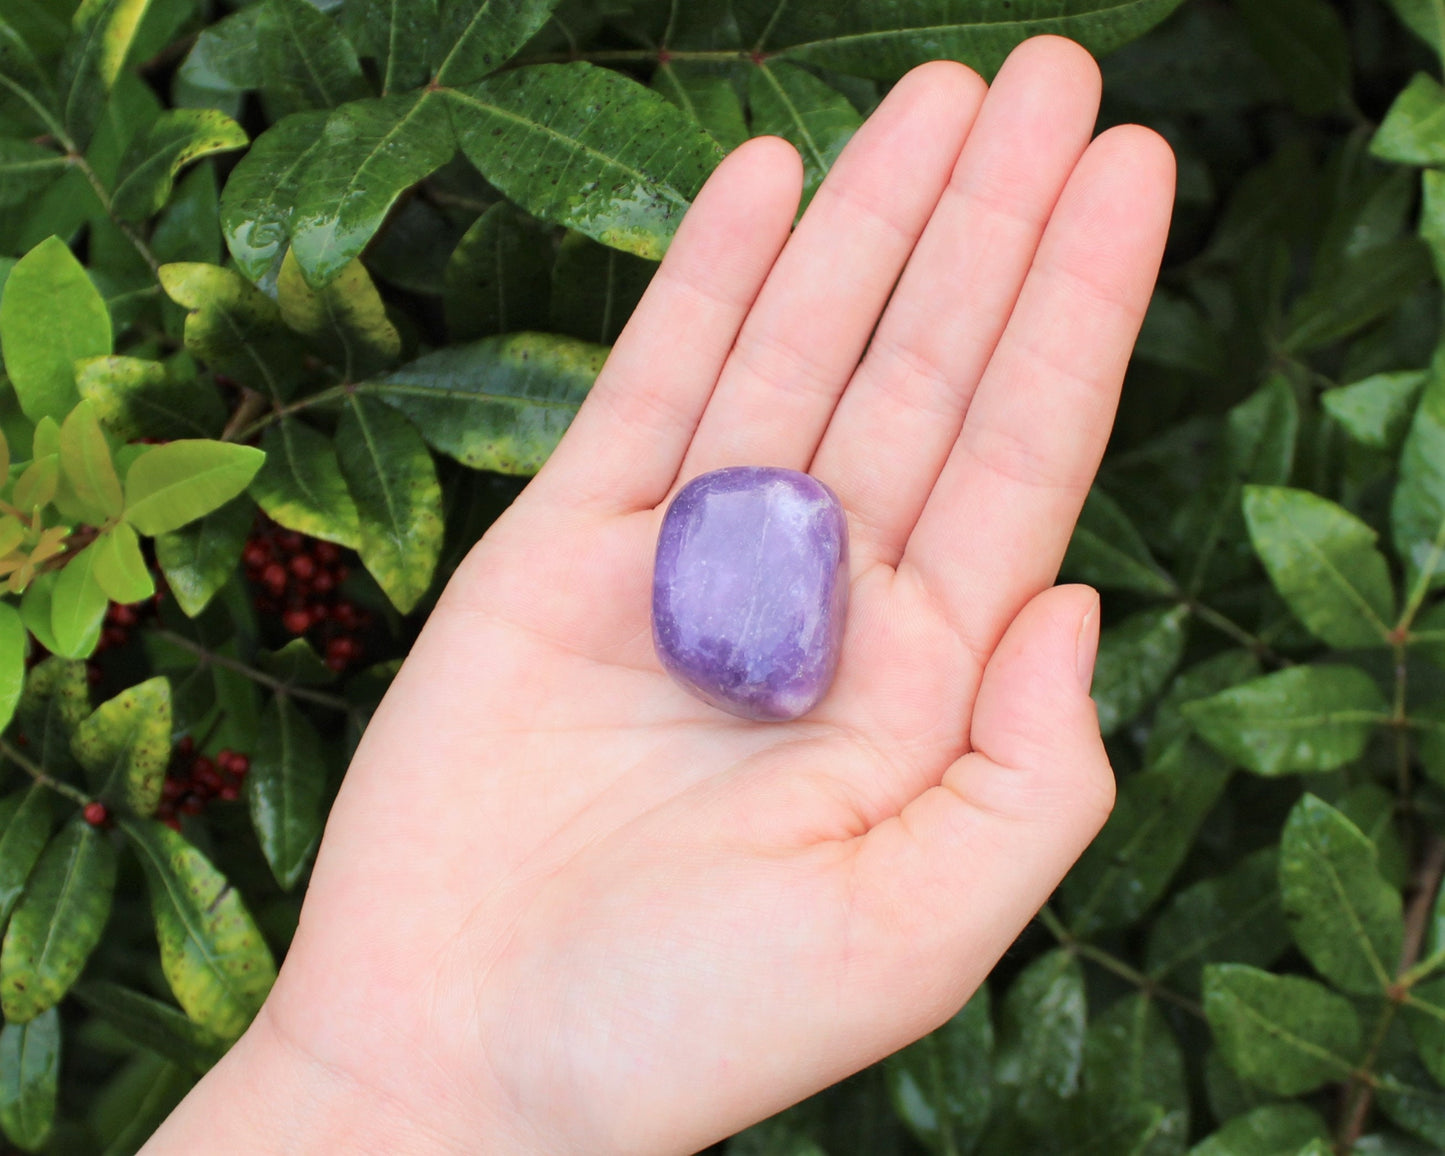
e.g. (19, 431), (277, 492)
(145, 35), (1174, 1156)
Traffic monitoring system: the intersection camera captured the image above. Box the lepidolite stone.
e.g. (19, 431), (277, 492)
(652, 467), (849, 721)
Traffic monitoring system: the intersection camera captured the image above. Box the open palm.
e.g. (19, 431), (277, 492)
(148, 36), (1174, 1156)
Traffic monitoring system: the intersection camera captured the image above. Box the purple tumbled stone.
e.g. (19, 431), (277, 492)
(652, 466), (849, 722)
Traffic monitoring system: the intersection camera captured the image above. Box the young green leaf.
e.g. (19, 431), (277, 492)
(366, 332), (606, 474)
(1185, 1103), (1329, 1156)
(219, 109), (330, 282)
(110, 108), (247, 221)
(432, 0), (560, 87)
(0, 817), (117, 1021)
(1183, 664), (1388, 776)
(0, 236), (111, 423)
(336, 395), (442, 613)
(58, 398), (123, 524)
(0, 786), (51, 929)
(91, 523), (156, 604)
(49, 545), (109, 659)
(1090, 605), (1189, 736)
(119, 818), (277, 1041)
(154, 496), (253, 618)
(1202, 964), (1359, 1096)
(255, 0), (368, 112)
(1060, 487), (1177, 597)
(549, 231), (657, 347)
(1242, 485), (1396, 648)
(748, 62), (860, 206)
(0, 1007), (58, 1151)
(443, 203), (553, 343)
(1372, 73), (1445, 166)
(249, 694), (326, 891)
(993, 948), (1086, 1120)
(1320, 370), (1427, 451)
(58, 0), (154, 148)
(276, 250), (401, 380)
(71, 979), (225, 1075)
(1278, 794), (1403, 994)
(884, 988), (992, 1155)
(447, 63), (723, 260)
(288, 92), (456, 289)
(76, 354), (225, 441)
(71, 676), (171, 815)
(123, 440), (266, 536)
(252, 420), (362, 549)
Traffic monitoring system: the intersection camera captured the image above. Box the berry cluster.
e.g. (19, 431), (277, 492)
(155, 736), (249, 830)
(242, 521), (371, 672)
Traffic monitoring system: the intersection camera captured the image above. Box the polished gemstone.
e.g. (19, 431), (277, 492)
(652, 467), (849, 721)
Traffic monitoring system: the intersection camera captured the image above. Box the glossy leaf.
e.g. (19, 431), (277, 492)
(0, 786), (51, 929)
(72, 979), (226, 1075)
(343, 0), (437, 94)
(1230, 0), (1352, 115)
(432, 0), (560, 86)
(1278, 794), (1403, 994)
(336, 395), (442, 613)
(256, 0), (368, 112)
(91, 522), (155, 605)
(277, 250), (400, 380)
(1404, 976), (1445, 1087)
(123, 440), (266, 537)
(259, 638), (337, 687)
(549, 231), (657, 346)
(58, 399), (123, 524)
(1090, 605), (1188, 736)
(0, 1008), (58, 1151)
(1060, 487), (1177, 597)
(0, 140), (68, 209)
(447, 62), (723, 259)
(72, 676), (171, 816)
(1183, 664), (1388, 776)
(249, 695), (326, 891)
(15, 659), (90, 781)
(111, 108), (247, 221)
(157, 263), (304, 399)
(289, 92), (455, 289)
(0, 602), (26, 736)
(1393, 365), (1445, 589)
(252, 420), (362, 549)
(1185, 1103), (1329, 1156)
(654, 62), (749, 150)
(1372, 73), (1445, 166)
(1282, 237), (1432, 354)
(120, 818), (276, 1041)
(219, 110), (330, 282)
(1321, 370), (1427, 450)
(1242, 485), (1396, 648)
(748, 62), (861, 206)
(58, 0), (153, 148)
(76, 355), (226, 441)
(443, 202), (553, 342)
(1375, 1055), (1445, 1148)
(1081, 994), (1188, 1154)
(0, 236), (111, 423)
(154, 496), (253, 618)
(176, 6), (261, 99)
(367, 332), (605, 474)
(993, 948), (1086, 1119)
(736, 0), (1188, 79)
(1202, 964), (1359, 1096)
(0, 818), (117, 1021)
(885, 988), (992, 1154)
(49, 545), (108, 659)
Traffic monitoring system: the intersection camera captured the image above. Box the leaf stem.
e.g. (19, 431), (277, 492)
(0, 738), (90, 806)
(1183, 600), (1289, 666)
(230, 384), (353, 443)
(152, 630), (352, 712)
(67, 151), (161, 274)
(1038, 907), (1205, 1019)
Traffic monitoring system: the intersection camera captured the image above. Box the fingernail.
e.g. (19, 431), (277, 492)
(1075, 592), (1101, 692)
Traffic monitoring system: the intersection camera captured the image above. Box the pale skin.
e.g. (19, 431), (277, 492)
(143, 36), (1175, 1156)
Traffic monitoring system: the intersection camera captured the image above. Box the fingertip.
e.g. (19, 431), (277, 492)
(999, 34), (1102, 99)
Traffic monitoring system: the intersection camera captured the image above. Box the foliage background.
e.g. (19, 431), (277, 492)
(4, 0), (1445, 1152)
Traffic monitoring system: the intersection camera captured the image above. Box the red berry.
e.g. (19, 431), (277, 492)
(163, 816), (182, 831)
(178, 736), (195, 756)
(83, 801), (107, 826)
(334, 565), (350, 583)
(312, 570), (335, 593)
(218, 784), (240, 802)
(157, 800), (175, 820)
(243, 543), (270, 569)
(179, 795), (204, 815)
(102, 626), (127, 648)
(262, 562), (288, 594)
(325, 655), (348, 672)
(194, 763), (223, 792)
(310, 603), (329, 624)
(283, 607), (312, 635)
(289, 554), (317, 580)
(162, 776), (186, 801)
(326, 636), (356, 661)
(314, 542), (341, 564)
(228, 754), (250, 777)
(279, 531), (304, 553)
(334, 602), (358, 629)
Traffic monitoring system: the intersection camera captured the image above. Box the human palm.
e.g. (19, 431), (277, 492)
(146, 35), (1174, 1156)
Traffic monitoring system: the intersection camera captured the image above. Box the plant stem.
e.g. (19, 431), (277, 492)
(222, 389), (273, 443)
(67, 152), (161, 274)
(230, 384), (352, 443)
(509, 48), (751, 67)
(1398, 835), (1445, 987)
(1038, 907), (1205, 1019)
(153, 630), (352, 712)
(1183, 600), (1289, 666)
(0, 739), (90, 806)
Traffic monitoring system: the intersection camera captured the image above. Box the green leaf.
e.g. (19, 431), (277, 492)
(71, 979), (225, 1075)
(1382, 0), (1445, 58)
(1321, 370), (1428, 451)
(15, 660), (90, 780)
(123, 440), (266, 537)
(176, 6), (261, 99)
(747, 61), (860, 206)
(654, 62), (749, 150)
(58, 0), (155, 149)
(1404, 976), (1445, 1086)
(119, 817), (276, 1041)
(89, 1051), (193, 1154)
(49, 546), (109, 659)
(289, 92), (456, 289)
(1278, 794), (1403, 995)
(251, 420), (362, 549)
(0, 786), (51, 930)
(1060, 487), (1177, 597)
(1282, 237), (1433, 354)
(258, 638), (336, 687)
(0, 140), (68, 210)
(90, 523), (155, 605)
(1146, 848), (1289, 994)
(367, 332), (605, 475)
(447, 62), (723, 260)
(433, 0), (560, 87)
(0, 1008), (58, 1151)
(248, 695), (325, 891)
(219, 109), (329, 282)
(1376, 1055), (1445, 1148)
(71, 676), (171, 816)
(1393, 363), (1445, 590)
(58, 399), (123, 524)
(151, 161), (225, 267)
(1183, 664), (1388, 776)
(1242, 485), (1396, 649)
(735, 0), (1188, 80)
(0, 603), (27, 736)
(342, 0), (437, 94)
(884, 988), (992, 1154)
(443, 202), (553, 342)
(0, 236), (111, 424)
(110, 108), (247, 222)
(1185, 1104), (1329, 1156)
(276, 250), (400, 380)
(154, 496), (252, 618)
(157, 262), (304, 399)
(1202, 964), (1359, 1096)
(256, 0), (368, 112)
(0, 818), (117, 1021)
(994, 948), (1086, 1119)
(1336, 782), (1409, 891)
(1373, 73), (1445, 167)
(1090, 605), (1189, 737)
(76, 355), (226, 441)
(549, 231), (657, 346)
(336, 395), (441, 613)
(1081, 994), (1188, 1155)
(1230, 0), (1352, 116)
